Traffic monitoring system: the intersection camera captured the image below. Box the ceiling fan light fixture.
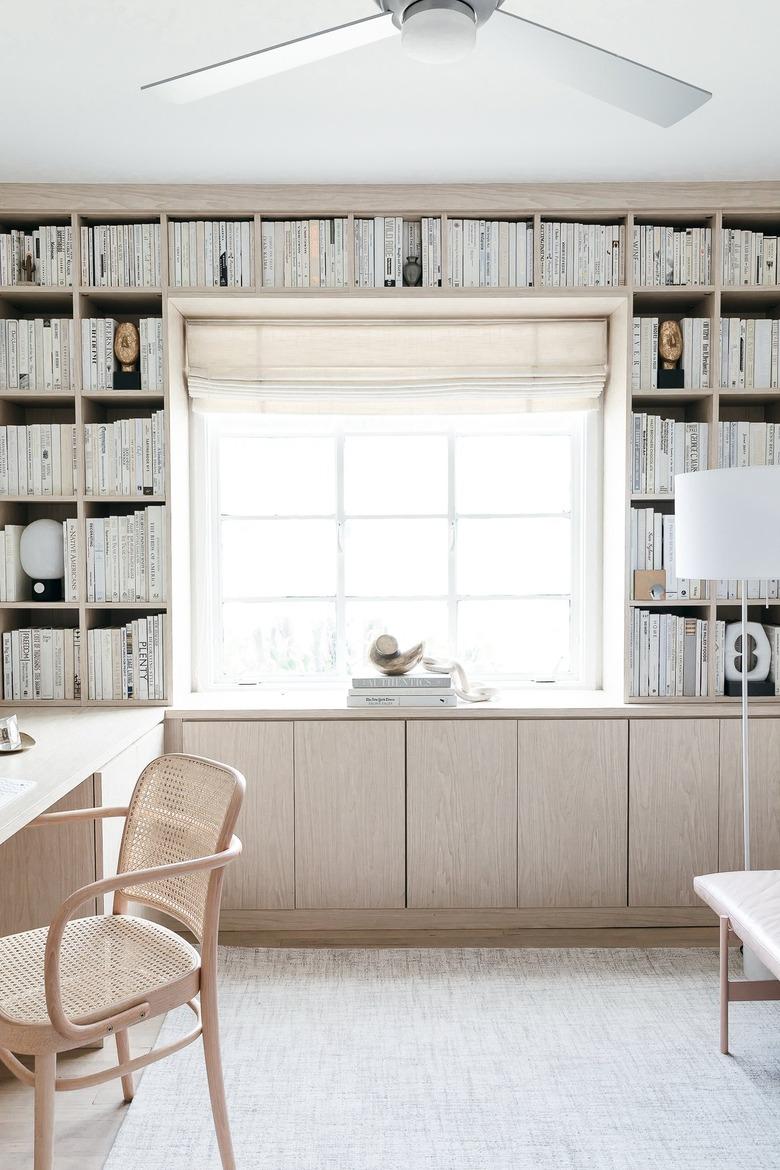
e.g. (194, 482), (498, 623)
(401, 0), (477, 65)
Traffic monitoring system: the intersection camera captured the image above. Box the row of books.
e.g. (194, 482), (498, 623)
(1, 628), (82, 700)
(85, 507), (166, 603)
(0, 424), (77, 496)
(538, 221), (624, 287)
(0, 226), (73, 286)
(631, 317), (711, 390)
(84, 413), (165, 497)
(79, 223), (162, 288)
(718, 421), (780, 469)
(168, 220), (252, 287)
(630, 610), (711, 697)
(261, 219), (349, 288)
(80, 317), (163, 392)
(722, 229), (779, 286)
(631, 415), (709, 494)
(0, 318), (75, 390)
(629, 509), (704, 600)
(631, 225), (711, 287)
(447, 220), (533, 288)
(353, 218), (442, 288)
(719, 318), (780, 389)
(347, 673), (456, 708)
(87, 616), (165, 701)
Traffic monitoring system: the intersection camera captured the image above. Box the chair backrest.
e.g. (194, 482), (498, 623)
(116, 753), (244, 940)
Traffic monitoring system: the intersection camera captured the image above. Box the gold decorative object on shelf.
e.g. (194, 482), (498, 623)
(658, 319), (683, 369)
(114, 321), (140, 372)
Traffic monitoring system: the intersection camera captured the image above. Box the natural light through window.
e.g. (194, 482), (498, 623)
(195, 411), (600, 688)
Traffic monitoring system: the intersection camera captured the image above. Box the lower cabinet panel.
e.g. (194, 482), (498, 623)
(0, 777), (97, 937)
(719, 717), (780, 871)
(518, 720), (628, 907)
(182, 720), (295, 910)
(629, 719), (719, 907)
(407, 720), (518, 909)
(294, 720), (405, 909)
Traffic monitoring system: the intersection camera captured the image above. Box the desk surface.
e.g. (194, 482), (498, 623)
(0, 707), (164, 845)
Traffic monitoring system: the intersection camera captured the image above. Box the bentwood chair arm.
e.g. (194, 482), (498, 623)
(42, 836), (242, 1043)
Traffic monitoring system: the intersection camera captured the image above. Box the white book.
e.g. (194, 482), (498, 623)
(347, 693), (457, 708)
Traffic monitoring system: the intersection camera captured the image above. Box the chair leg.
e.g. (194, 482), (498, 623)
(116, 1030), (135, 1102)
(34, 1052), (56, 1170)
(201, 968), (236, 1170)
(720, 915), (730, 1056)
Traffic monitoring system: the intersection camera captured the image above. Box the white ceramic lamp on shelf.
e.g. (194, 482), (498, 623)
(19, 519), (65, 602)
(675, 466), (780, 978)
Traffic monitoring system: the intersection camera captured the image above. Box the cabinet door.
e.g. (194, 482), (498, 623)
(294, 721), (405, 909)
(182, 721), (294, 910)
(0, 777), (97, 937)
(517, 720), (628, 907)
(407, 720), (517, 908)
(719, 718), (780, 871)
(629, 719), (719, 907)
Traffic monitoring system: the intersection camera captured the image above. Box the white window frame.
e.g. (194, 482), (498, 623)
(190, 408), (602, 691)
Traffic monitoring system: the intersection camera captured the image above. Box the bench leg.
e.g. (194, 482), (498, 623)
(720, 915), (730, 1055)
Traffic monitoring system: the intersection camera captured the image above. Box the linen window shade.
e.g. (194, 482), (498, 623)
(186, 318), (608, 413)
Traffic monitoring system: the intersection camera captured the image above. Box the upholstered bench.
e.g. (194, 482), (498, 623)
(694, 870), (780, 1054)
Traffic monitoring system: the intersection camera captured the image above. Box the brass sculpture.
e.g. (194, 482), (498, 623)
(658, 319), (683, 370)
(114, 321), (140, 373)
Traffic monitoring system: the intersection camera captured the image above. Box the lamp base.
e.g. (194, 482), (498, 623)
(30, 579), (63, 602)
(725, 678), (775, 697)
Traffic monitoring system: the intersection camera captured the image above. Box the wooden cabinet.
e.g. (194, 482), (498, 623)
(407, 720), (517, 908)
(0, 777), (98, 937)
(294, 721), (405, 909)
(517, 719), (628, 907)
(719, 718), (780, 871)
(629, 719), (719, 906)
(181, 720), (294, 910)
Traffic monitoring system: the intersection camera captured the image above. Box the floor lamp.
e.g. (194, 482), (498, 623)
(675, 465), (780, 978)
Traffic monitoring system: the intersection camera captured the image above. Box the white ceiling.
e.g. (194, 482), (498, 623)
(2, 0), (779, 184)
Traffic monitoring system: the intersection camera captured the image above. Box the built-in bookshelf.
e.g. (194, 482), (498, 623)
(1, 189), (779, 707)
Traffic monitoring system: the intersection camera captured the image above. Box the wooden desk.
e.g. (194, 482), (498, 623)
(0, 707), (165, 937)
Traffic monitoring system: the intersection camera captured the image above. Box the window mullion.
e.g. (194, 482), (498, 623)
(336, 433), (346, 676)
(448, 431), (457, 659)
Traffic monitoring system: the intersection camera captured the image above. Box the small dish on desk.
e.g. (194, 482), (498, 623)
(0, 732), (36, 754)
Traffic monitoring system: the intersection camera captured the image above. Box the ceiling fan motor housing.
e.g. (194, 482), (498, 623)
(377, 0), (502, 29)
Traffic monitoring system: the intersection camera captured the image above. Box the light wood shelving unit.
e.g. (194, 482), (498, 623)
(2, 185), (780, 707)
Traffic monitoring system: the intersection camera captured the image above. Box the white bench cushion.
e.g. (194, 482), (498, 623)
(694, 870), (780, 980)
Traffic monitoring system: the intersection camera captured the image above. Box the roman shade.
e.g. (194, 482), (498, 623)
(186, 317), (608, 413)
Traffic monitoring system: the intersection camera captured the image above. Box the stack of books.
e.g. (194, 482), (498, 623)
(632, 224), (711, 286)
(347, 674), (456, 708)
(84, 412), (165, 497)
(629, 610), (710, 698)
(0, 423), (78, 496)
(354, 218), (442, 287)
(81, 316), (163, 391)
(722, 228), (779, 286)
(632, 317), (710, 389)
(539, 221), (624, 287)
(0, 225), (72, 286)
(168, 220), (252, 287)
(629, 508), (704, 600)
(0, 318), (75, 390)
(261, 219), (349, 287)
(719, 318), (779, 388)
(631, 414), (709, 494)
(80, 223), (162, 287)
(88, 615), (165, 701)
(447, 219), (533, 288)
(85, 506), (166, 603)
(2, 628), (82, 700)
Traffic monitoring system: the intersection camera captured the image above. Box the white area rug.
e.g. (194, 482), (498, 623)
(104, 947), (780, 1170)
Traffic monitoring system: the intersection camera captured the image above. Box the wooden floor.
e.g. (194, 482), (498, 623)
(0, 929), (719, 1168)
(0, 1017), (162, 1170)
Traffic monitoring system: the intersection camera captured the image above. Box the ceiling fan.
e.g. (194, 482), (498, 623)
(142, 0), (711, 127)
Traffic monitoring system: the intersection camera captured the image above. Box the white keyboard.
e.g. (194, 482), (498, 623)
(0, 777), (33, 810)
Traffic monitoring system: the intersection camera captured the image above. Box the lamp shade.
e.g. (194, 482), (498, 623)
(674, 466), (780, 579)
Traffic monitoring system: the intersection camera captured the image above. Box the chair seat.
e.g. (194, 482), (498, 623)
(0, 914), (199, 1027)
(694, 870), (780, 981)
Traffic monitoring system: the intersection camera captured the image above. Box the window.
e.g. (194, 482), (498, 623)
(193, 410), (601, 688)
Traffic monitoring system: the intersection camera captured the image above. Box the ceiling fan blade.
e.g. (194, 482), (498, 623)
(496, 6), (711, 126)
(142, 11), (396, 103)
